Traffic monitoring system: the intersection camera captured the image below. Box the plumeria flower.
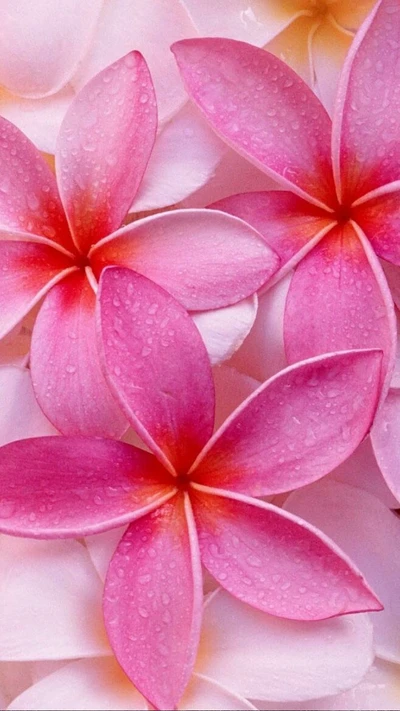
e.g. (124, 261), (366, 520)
(0, 266), (385, 708)
(0, 535), (376, 711)
(172, 0), (400, 396)
(181, 0), (375, 114)
(0, 50), (279, 438)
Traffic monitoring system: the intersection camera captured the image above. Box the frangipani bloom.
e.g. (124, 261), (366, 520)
(0, 266), (385, 708)
(0, 51), (278, 438)
(173, 0), (400, 394)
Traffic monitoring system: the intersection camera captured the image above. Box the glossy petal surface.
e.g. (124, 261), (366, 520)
(0, 119), (71, 247)
(98, 268), (215, 472)
(0, 436), (174, 537)
(192, 487), (381, 620)
(354, 190), (400, 266)
(0, 537), (109, 660)
(0, 0), (103, 97)
(192, 297), (257, 366)
(285, 480), (400, 662)
(0, 239), (74, 340)
(284, 223), (396, 391)
(57, 52), (157, 254)
(172, 39), (335, 207)
(193, 351), (381, 496)
(104, 495), (203, 710)
(92, 209), (278, 311)
(333, 0), (400, 201)
(30, 272), (127, 438)
(198, 589), (374, 702)
(371, 389), (400, 501)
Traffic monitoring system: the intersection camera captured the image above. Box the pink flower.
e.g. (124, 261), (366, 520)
(0, 267), (385, 708)
(0, 51), (278, 437)
(172, 0), (400, 396)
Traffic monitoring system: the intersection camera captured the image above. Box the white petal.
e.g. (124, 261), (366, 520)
(192, 296), (257, 366)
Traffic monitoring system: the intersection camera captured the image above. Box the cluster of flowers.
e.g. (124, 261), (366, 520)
(0, 0), (400, 709)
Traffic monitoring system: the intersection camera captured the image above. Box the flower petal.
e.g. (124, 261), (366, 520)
(0, 239), (75, 340)
(192, 297), (257, 366)
(284, 222), (396, 394)
(211, 190), (333, 280)
(92, 209), (279, 310)
(192, 350), (381, 496)
(312, 22), (352, 117)
(8, 658), (148, 711)
(285, 479), (400, 662)
(213, 365), (259, 431)
(86, 526), (127, 582)
(371, 389), (400, 502)
(56, 52), (157, 254)
(30, 272), (127, 437)
(0, 366), (57, 445)
(130, 104), (224, 213)
(172, 39), (336, 208)
(198, 588), (374, 702)
(73, 0), (197, 124)
(191, 486), (381, 619)
(332, 0), (400, 202)
(0, 436), (174, 538)
(0, 536), (109, 660)
(104, 494), (203, 710)
(98, 267), (215, 472)
(0, 119), (72, 247)
(0, 0), (103, 98)
(182, 673), (256, 711)
(354, 189), (400, 266)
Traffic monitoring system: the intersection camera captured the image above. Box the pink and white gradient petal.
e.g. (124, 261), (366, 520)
(0, 119), (71, 247)
(0, 0), (103, 98)
(193, 351), (381, 496)
(332, 0), (400, 202)
(0, 537), (109, 661)
(285, 480), (400, 663)
(104, 495), (203, 710)
(192, 296), (257, 366)
(98, 267), (215, 473)
(198, 589), (374, 702)
(31, 271), (127, 438)
(0, 239), (75, 340)
(191, 486), (382, 619)
(56, 52), (157, 255)
(0, 366), (57, 446)
(91, 210), (278, 311)
(73, 0), (197, 125)
(130, 104), (225, 213)
(312, 23), (352, 117)
(172, 38), (335, 208)
(181, 673), (256, 710)
(371, 389), (400, 502)
(284, 223), (396, 393)
(0, 436), (175, 538)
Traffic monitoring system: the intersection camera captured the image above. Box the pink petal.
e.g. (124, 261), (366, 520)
(98, 267), (215, 472)
(0, 85), (74, 154)
(8, 658), (148, 711)
(130, 104), (225, 213)
(0, 119), (72, 248)
(371, 389), (400, 502)
(0, 436), (174, 537)
(354, 190), (400, 266)
(192, 350), (382, 496)
(199, 589), (374, 702)
(0, 0), (103, 98)
(312, 23), (352, 117)
(0, 238), (75, 340)
(192, 297), (257, 366)
(211, 190), (334, 280)
(56, 52), (157, 255)
(285, 479), (400, 662)
(332, 0), (400, 202)
(104, 494), (203, 710)
(191, 486), (382, 619)
(182, 674), (256, 711)
(73, 0), (197, 125)
(92, 209), (278, 310)
(172, 39), (336, 208)
(0, 366), (57, 445)
(30, 272), (127, 437)
(213, 365), (259, 431)
(0, 537), (109, 660)
(284, 222), (396, 394)
(86, 526), (127, 582)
